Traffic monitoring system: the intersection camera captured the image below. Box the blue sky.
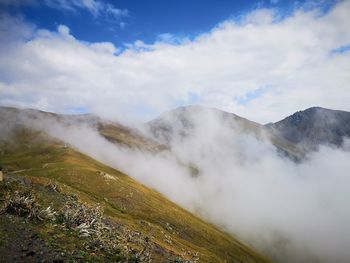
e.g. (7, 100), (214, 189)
(2, 0), (328, 46)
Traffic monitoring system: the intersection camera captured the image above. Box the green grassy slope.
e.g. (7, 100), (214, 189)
(0, 125), (272, 262)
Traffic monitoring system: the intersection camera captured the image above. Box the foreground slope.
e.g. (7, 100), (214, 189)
(0, 108), (271, 262)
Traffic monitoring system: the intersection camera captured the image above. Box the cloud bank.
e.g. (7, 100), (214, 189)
(16, 109), (349, 263)
(1, 1), (350, 123)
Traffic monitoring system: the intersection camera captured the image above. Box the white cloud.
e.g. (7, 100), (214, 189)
(119, 21), (126, 29)
(57, 24), (71, 37)
(105, 3), (128, 17)
(0, 1), (350, 123)
(0, 13), (35, 43)
(44, 0), (128, 18)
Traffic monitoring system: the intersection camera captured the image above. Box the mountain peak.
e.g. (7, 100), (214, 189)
(146, 105), (263, 144)
(268, 106), (350, 149)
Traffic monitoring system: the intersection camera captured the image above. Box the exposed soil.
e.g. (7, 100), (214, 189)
(0, 214), (67, 263)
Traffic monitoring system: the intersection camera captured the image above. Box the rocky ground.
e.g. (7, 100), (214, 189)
(0, 173), (198, 262)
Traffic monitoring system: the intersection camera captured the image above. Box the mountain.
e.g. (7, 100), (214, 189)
(266, 107), (350, 151)
(146, 105), (303, 160)
(146, 106), (350, 160)
(0, 106), (271, 263)
(147, 105), (263, 143)
(2, 105), (348, 262)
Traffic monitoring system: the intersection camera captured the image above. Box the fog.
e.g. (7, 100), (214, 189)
(9, 109), (350, 263)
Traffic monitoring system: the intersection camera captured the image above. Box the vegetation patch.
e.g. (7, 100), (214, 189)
(0, 176), (197, 262)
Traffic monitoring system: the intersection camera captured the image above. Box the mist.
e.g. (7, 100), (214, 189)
(12, 109), (350, 263)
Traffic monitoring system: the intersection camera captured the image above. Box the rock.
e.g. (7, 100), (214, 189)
(0, 170), (3, 182)
(26, 251), (36, 257)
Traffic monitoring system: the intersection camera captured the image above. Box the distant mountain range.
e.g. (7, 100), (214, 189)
(147, 105), (350, 160)
(1, 104), (349, 161)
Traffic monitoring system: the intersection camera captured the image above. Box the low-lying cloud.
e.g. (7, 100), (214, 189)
(14, 109), (349, 263)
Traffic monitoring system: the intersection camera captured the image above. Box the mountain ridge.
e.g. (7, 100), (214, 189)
(2, 105), (349, 155)
(145, 105), (350, 158)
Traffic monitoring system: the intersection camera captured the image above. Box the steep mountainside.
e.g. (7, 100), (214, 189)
(266, 107), (350, 151)
(0, 106), (271, 263)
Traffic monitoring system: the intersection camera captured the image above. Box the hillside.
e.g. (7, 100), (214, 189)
(0, 107), (272, 262)
(0, 106), (164, 152)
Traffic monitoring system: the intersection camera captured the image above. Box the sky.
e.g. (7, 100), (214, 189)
(0, 0), (311, 45)
(0, 0), (349, 123)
